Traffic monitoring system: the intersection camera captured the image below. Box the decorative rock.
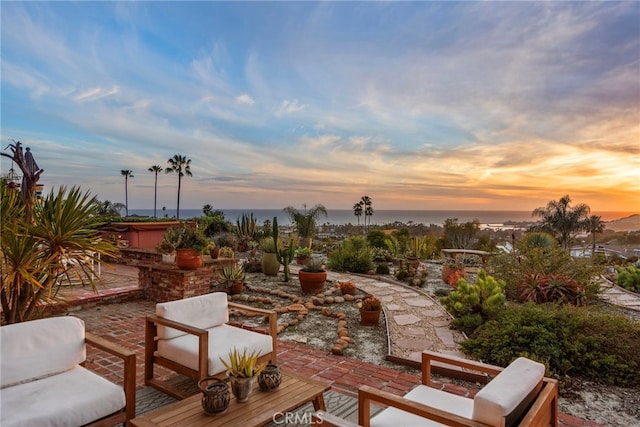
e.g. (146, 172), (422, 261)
(337, 328), (349, 337)
(325, 297), (335, 304)
(288, 319), (299, 326)
(336, 312), (346, 320)
(334, 296), (345, 304)
(331, 346), (343, 355)
(344, 294), (355, 302)
(312, 297), (324, 305)
(337, 320), (347, 328)
(297, 314), (306, 322)
(321, 307), (332, 316)
(240, 295), (250, 301)
(287, 304), (305, 311)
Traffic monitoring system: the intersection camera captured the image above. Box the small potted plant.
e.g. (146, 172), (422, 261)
(405, 236), (425, 268)
(156, 242), (176, 264)
(359, 295), (382, 326)
(294, 247), (312, 266)
(219, 347), (266, 402)
(163, 223), (210, 270)
(219, 262), (245, 294)
(442, 257), (466, 287)
(298, 257), (327, 294)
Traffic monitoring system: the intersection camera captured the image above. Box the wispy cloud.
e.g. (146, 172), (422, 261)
(75, 85), (119, 102)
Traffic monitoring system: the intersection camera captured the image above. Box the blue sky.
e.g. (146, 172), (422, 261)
(1, 1), (639, 212)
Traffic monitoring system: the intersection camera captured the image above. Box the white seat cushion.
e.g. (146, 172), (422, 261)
(156, 292), (229, 339)
(0, 365), (125, 427)
(1, 316), (85, 388)
(157, 324), (273, 376)
(472, 357), (545, 426)
(370, 385), (473, 427)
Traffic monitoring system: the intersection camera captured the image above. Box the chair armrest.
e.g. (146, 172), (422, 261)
(421, 351), (503, 386)
(358, 385), (486, 427)
(228, 302), (278, 364)
(145, 314), (209, 337)
(85, 333), (137, 422)
(312, 410), (361, 427)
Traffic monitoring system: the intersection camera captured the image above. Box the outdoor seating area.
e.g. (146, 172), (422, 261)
(0, 316), (136, 426)
(314, 351), (558, 426)
(0, 267), (603, 427)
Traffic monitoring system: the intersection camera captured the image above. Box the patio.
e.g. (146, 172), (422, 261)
(58, 264), (601, 426)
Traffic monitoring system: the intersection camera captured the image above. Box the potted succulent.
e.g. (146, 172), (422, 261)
(219, 262), (245, 294)
(405, 236), (425, 268)
(260, 237), (280, 276)
(441, 257), (466, 287)
(156, 242), (176, 264)
(298, 257), (327, 294)
(294, 247), (312, 266)
(163, 223), (210, 270)
(219, 347), (266, 402)
(359, 295), (382, 326)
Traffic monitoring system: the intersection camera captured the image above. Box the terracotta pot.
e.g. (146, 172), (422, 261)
(406, 256), (420, 269)
(176, 248), (203, 270)
(442, 265), (465, 286)
(210, 246), (220, 259)
(298, 270), (327, 294)
(227, 281), (243, 295)
(261, 253), (280, 276)
(360, 309), (381, 326)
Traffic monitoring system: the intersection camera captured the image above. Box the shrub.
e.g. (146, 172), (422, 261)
(616, 265), (640, 292)
(376, 263), (390, 275)
(366, 230), (387, 249)
(327, 236), (373, 273)
(519, 274), (586, 306)
(462, 304), (640, 386)
(489, 243), (602, 302)
(440, 270), (506, 335)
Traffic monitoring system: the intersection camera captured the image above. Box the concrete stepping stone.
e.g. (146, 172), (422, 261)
(393, 314), (421, 326)
(385, 304), (405, 311)
(406, 299), (434, 308)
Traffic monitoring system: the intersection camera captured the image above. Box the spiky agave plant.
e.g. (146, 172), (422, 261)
(219, 347), (266, 378)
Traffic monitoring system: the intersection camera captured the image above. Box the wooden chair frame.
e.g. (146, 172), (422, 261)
(145, 302), (278, 399)
(314, 351), (558, 427)
(84, 333), (137, 426)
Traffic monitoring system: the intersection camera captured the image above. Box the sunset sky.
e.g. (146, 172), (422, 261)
(1, 1), (638, 212)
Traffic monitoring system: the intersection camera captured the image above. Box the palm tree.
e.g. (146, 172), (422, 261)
(1, 183), (117, 323)
(360, 195), (373, 228)
(585, 215), (605, 256)
(353, 202), (363, 225)
(148, 165), (163, 218)
(120, 169), (134, 216)
(283, 203), (327, 248)
(532, 195), (590, 251)
(165, 154), (192, 219)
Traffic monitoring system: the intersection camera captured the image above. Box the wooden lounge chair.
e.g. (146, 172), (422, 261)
(313, 351), (558, 427)
(145, 292), (278, 399)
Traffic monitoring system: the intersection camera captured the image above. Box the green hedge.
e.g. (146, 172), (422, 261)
(461, 303), (640, 386)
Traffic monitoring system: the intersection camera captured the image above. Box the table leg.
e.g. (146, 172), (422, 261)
(313, 394), (327, 411)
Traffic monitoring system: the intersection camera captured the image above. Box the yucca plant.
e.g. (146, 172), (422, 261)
(219, 347), (266, 378)
(1, 182), (118, 324)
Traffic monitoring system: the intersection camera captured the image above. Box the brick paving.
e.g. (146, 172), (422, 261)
(60, 264), (601, 427)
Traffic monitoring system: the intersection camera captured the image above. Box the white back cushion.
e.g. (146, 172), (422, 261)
(156, 292), (229, 339)
(1, 316), (86, 388)
(472, 357), (545, 426)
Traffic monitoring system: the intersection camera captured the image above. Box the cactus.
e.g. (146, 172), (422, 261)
(272, 217), (295, 282)
(235, 213), (258, 251)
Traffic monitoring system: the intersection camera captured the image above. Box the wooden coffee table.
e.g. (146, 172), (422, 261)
(130, 371), (331, 426)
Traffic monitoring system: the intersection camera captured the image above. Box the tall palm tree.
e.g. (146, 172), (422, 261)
(585, 214), (605, 256)
(360, 195), (373, 228)
(353, 202), (363, 225)
(120, 169), (134, 216)
(283, 203), (327, 248)
(148, 165), (163, 218)
(532, 195), (590, 251)
(165, 154), (192, 219)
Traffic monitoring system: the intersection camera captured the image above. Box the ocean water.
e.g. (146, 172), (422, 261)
(127, 209), (636, 227)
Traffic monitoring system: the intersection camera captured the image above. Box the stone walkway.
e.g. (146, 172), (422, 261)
(599, 276), (640, 312)
(322, 269), (466, 363)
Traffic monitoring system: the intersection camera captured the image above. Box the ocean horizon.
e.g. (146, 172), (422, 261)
(126, 209), (637, 227)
